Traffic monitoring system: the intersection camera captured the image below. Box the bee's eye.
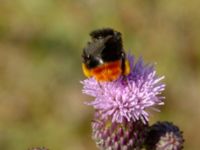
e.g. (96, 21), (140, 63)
(86, 54), (90, 59)
(83, 54), (91, 61)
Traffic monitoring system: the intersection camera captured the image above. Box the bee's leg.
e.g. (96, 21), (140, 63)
(121, 51), (126, 75)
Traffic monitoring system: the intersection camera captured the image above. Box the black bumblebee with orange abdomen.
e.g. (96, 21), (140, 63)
(82, 28), (130, 81)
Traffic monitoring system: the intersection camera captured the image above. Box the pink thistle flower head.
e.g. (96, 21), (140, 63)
(82, 54), (165, 124)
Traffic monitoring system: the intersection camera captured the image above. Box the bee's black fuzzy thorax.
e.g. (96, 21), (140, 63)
(82, 28), (124, 69)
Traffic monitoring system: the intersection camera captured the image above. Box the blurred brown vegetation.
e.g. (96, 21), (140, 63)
(0, 0), (200, 149)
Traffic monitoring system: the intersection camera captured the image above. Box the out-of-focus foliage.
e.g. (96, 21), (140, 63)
(0, 0), (199, 149)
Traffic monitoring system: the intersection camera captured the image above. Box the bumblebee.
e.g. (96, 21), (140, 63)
(82, 28), (130, 81)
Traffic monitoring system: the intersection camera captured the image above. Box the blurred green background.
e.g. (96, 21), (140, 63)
(0, 0), (200, 149)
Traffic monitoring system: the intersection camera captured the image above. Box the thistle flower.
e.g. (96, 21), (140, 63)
(82, 55), (165, 124)
(145, 121), (184, 150)
(92, 111), (148, 150)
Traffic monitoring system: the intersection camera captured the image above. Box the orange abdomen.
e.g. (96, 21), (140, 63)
(91, 60), (122, 81)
